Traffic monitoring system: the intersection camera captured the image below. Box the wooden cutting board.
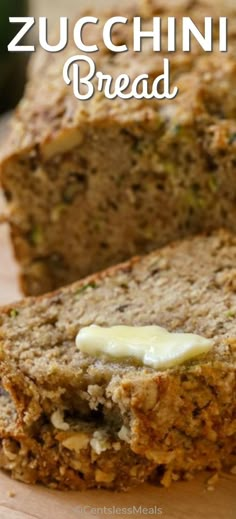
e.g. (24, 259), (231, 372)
(0, 122), (235, 519)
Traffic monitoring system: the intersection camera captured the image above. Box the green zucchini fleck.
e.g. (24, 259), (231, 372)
(9, 309), (19, 318)
(76, 282), (97, 296)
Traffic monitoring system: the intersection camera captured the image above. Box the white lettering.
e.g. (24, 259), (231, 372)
(74, 17), (99, 52)
(182, 17), (213, 51)
(39, 17), (68, 52)
(103, 17), (128, 53)
(97, 72), (130, 99)
(219, 17), (227, 52)
(168, 17), (176, 52)
(63, 56), (178, 101)
(8, 17), (35, 52)
(133, 17), (161, 52)
(63, 55), (95, 100)
(132, 74), (151, 99)
(152, 58), (178, 99)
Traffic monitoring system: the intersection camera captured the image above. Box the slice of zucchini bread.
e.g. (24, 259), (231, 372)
(1, 2), (236, 295)
(0, 230), (235, 489)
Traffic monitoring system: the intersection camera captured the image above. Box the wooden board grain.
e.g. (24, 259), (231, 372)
(0, 471), (235, 519)
(0, 120), (235, 519)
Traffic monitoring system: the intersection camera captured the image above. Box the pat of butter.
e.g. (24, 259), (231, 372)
(76, 325), (213, 369)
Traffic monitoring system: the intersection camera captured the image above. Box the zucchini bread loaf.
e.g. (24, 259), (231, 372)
(0, 230), (235, 489)
(1, 1), (236, 295)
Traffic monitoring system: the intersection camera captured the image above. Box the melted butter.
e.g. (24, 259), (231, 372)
(76, 325), (213, 369)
